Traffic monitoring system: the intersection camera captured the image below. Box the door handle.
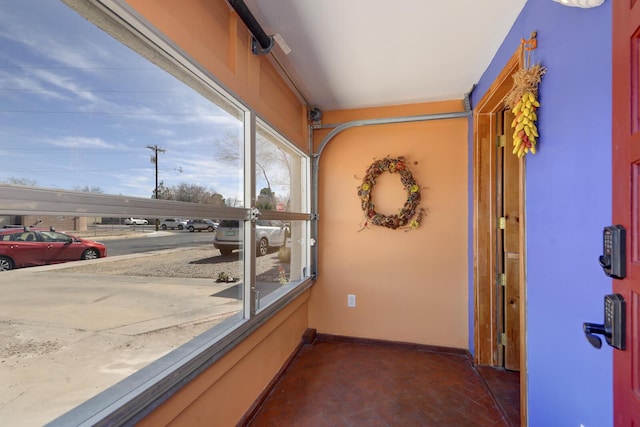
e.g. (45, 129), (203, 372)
(583, 322), (606, 349)
(583, 294), (625, 350)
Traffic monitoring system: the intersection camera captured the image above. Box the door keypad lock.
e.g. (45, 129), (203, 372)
(599, 225), (626, 279)
(583, 294), (626, 350)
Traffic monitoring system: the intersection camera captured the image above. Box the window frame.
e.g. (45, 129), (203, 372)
(0, 1), (315, 425)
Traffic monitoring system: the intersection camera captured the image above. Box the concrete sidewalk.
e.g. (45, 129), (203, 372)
(0, 263), (241, 427)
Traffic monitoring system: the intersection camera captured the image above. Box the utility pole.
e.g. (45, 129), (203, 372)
(146, 144), (166, 230)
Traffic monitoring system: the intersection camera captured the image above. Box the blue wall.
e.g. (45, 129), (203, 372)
(472, 0), (612, 425)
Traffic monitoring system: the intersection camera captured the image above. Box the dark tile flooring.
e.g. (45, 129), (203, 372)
(246, 338), (520, 427)
(476, 366), (520, 426)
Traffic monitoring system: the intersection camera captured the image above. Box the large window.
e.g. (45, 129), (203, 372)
(0, 1), (311, 425)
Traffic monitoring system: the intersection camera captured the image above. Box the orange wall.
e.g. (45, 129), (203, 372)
(310, 100), (469, 349)
(124, 0), (307, 149)
(118, 1), (311, 425)
(138, 292), (310, 426)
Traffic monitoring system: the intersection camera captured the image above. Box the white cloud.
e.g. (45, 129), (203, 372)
(47, 136), (117, 149)
(0, 0), (278, 204)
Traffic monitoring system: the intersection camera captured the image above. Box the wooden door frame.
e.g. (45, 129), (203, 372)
(472, 46), (527, 425)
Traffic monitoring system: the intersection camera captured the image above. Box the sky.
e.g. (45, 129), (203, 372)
(0, 0), (251, 201)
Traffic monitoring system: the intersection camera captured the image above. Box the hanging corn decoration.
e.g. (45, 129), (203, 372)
(511, 91), (540, 157)
(503, 32), (546, 158)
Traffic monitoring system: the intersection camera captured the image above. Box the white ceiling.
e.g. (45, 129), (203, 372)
(242, 0), (527, 111)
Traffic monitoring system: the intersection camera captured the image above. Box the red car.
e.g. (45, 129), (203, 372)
(0, 227), (107, 271)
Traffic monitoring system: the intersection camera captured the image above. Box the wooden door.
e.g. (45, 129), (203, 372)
(612, 0), (640, 423)
(473, 47), (526, 424)
(497, 109), (521, 371)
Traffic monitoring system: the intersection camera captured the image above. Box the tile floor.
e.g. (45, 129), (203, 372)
(246, 337), (520, 426)
(476, 365), (520, 426)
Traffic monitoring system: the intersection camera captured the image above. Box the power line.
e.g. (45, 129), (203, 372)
(0, 66), (157, 70)
(0, 110), (215, 116)
(0, 88), (184, 94)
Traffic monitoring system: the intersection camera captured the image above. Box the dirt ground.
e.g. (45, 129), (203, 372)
(57, 244), (290, 280)
(0, 247), (290, 427)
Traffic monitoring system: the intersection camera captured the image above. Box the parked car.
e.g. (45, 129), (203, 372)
(160, 218), (188, 230)
(0, 227), (107, 271)
(186, 219), (217, 232)
(213, 219), (288, 256)
(124, 217), (148, 225)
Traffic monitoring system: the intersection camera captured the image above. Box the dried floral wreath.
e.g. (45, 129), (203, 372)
(357, 156), (425, 231)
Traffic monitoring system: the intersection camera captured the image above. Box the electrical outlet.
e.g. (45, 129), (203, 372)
(347, 294), (356, 307)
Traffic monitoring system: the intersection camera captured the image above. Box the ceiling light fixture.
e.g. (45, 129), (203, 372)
(552, 0), (605, 7)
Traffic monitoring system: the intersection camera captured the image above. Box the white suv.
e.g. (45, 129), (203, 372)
(123, 218), (148, 225)
(160, 218), (187, 230)
(214, 220), (288, 256)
